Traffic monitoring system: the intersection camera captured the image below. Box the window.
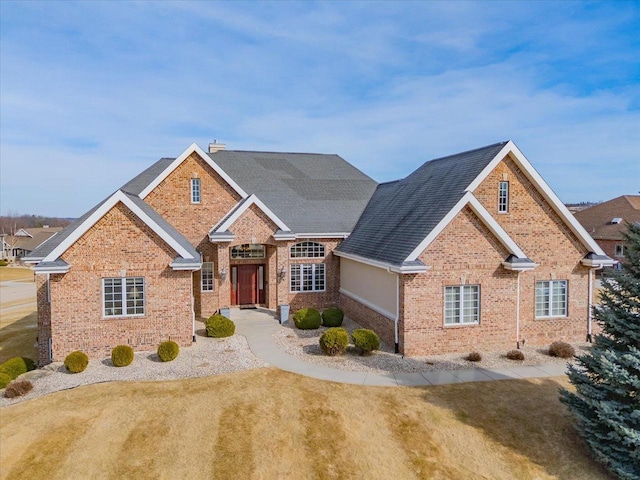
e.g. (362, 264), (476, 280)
(615, 244), (625, 258)
(201, 262), (214, 291)
(103, 277), (145, 317)
(290, 264), (325, 292)
(444, 285), (480, 325)
(498, 181), (509, 213)
(191, 178), (201, 204)
(230, 244), (265, 259)
(535, 280), (567, 318)
(290, 241), (325, 258)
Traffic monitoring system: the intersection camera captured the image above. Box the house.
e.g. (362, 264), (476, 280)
(573, 195), (640, 263)
(25, 141), (613, 364)
(2, 227), (63, 261)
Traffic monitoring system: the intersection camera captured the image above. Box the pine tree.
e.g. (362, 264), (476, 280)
(561, 222), (640, 479)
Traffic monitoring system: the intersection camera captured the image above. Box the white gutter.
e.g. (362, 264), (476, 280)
(395, 274), (400, 354)
(516, 271), (521, 349)
(587, 264), (604, 342)
(191, 273), (196, 342)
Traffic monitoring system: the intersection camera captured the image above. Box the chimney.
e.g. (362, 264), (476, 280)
(208, 140), (226, 153)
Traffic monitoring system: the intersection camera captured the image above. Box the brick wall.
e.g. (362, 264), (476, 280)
(43, 203), (193, 363)
(339, 292), (396, 348)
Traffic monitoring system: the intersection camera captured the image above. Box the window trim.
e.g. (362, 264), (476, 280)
(290, 241), (326, 259)
(444, 284), (480, 326)
(102, 277), (145, 318)
(230, 244), (265, 259)
(191, 178), (201, 204)
(614, 244), (625, 258)
(535, 280), (568, 318)
(201, 262), (214, 292)
(498, 181), (509, 213)
(290, 263), (326, 293)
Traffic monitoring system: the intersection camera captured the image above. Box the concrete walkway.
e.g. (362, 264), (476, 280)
(231, 307), (568, 387)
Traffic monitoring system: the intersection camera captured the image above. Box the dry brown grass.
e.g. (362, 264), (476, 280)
(0, 305), (37, 363)
(0, 268), (33, 283)
(0, 369), (611, 480)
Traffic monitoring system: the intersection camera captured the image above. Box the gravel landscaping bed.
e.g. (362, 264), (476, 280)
(274, 316), (586, 374)
(0, 334), (267, 407)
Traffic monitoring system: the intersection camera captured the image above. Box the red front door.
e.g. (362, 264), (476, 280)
(231, 265), (265, 306)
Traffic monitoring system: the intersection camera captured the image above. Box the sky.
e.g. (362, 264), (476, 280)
(1, 1), (639, 217)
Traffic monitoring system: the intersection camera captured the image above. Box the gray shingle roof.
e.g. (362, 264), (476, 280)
(121, 158), (174, 196)
(210, 151), (377, 233)
(337, 141), (509, 266)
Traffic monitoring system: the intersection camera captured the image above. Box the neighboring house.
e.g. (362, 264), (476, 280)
(573, 195), (640, 263)
(2, 227), (63, 260)
(25, 141), (612, 364)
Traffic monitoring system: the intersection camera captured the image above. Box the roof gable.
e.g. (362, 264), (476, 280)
(210, 194), (290, 234)
(574, 195), (640, 240)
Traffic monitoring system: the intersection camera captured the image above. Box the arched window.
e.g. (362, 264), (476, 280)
(290, 241), (325, 258)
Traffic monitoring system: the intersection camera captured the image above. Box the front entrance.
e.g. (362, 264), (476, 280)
(231, 264), (266, 306)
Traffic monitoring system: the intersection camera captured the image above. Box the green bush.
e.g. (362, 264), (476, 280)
(319, 327), (349, 356)
(0, 259), (8, 266)
(351, 329), (380, 355)
(157, 341), (180, 362)
(111, 345), (134, 367)
(206, 314), (235, 338)
(64, 351), (89, 373)
(293, 308), (322, 330)
(21, 357), (36, 372)
(0, 373), (12, 389)
(0, 357), (32, 380)
(321, 307), (344, 327)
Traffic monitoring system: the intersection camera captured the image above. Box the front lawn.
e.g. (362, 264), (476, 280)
(0, 369), (610, 480)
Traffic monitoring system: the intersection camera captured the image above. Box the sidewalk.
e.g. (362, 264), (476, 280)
(231, 308), (568, 387)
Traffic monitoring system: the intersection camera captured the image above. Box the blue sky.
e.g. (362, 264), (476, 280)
(1, 1), (638, 217)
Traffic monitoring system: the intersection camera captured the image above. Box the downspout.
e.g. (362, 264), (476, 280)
(395, 274), (400, 354)
(191, 272), (196, 342)
(516, 271), (521, 349)
(587, 265), (603, 343)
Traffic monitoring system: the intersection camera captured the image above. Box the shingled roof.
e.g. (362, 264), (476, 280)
(336, 142), (510, 266)
(574, 195), (640, 240)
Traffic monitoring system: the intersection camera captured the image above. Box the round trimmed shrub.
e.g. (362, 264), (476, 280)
(321, 307), (344, 327)
(157, 341), (180, 362)
(548, 341), (575, 359)
(21, 357), (36, 372)
(206, 314), (235, 338)
(351, 329), (380, 355)
(0, 259), (8, 266)
(293, 308), (322, 330)
(0, 357), (31, 380)
(506, 349), (525, 361)
(0, 373), (12, 389)
(64, 351), (89, 373)
(319, 327), (349, 356)
(111, 345), (134, 367)
(466, 351), (482, 362)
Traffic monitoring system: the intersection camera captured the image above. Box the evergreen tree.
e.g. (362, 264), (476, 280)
(561, 222), (640, 479)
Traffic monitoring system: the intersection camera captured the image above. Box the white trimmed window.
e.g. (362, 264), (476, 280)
(498, 181), (509, 213)
(290, 264), (325, 292)
(615, 244), (625, 258)
(231, 244), (265, 259)
(191, 178), (201, 204)
(290, 241), (325, 258)
(201, 262), (214, 292)
(444, 285), (480, 325)
(535, 280), (567, 318)
(103, 277), (145, 317)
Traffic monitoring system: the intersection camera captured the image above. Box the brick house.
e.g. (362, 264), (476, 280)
(26, 141), (612, 364)
(573, 195), (640, 264)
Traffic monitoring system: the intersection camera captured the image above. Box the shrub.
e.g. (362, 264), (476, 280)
(466, 351), (482, 362)
(319, 327), (349, 356)
(111, 345), (134, 367)
(5, 380), (33, 398)
(0, 373), (12, 389)
(293, 308), (322, 330)
(548, 341), (575, 359)
(64, 351), (89, 373)
(21, 357), (36, 372)
(351, 329), (380, 355)
(0, 259), (8, 266)
(0, 357), (32, 380)
(205, 314), (235, 338)
(321, 307), (344, 327)
(506, 349), (525, 361)
(157, 341), (180, 362)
